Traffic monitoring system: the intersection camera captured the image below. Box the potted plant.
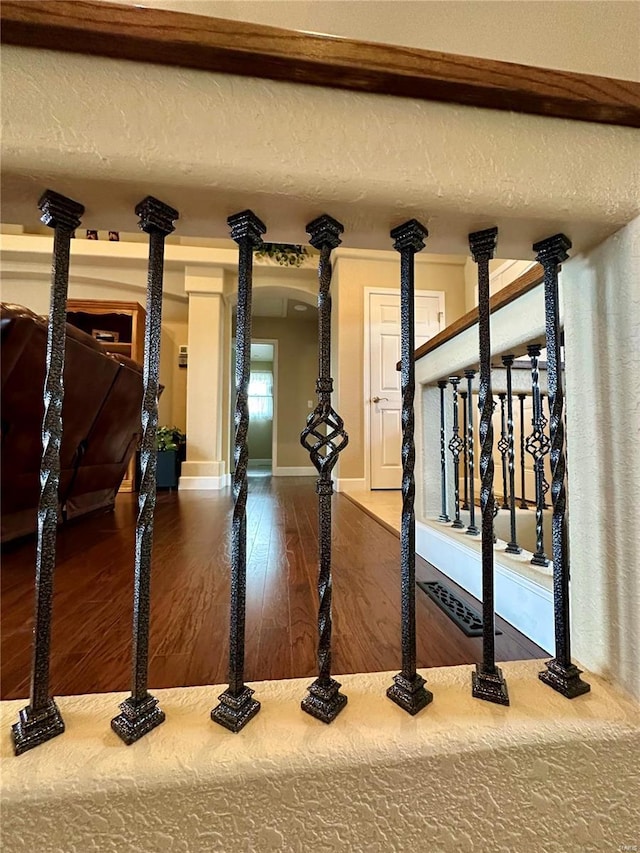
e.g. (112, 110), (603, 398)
(155, 425), (186, 489)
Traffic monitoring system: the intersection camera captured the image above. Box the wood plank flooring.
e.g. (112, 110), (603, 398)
(0, 476), (544, 700)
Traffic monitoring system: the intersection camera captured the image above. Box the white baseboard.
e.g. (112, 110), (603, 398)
(415, 520), (554, 654)
(179, 473), (231, 490)
(250, 459), (272, 466)
(272, 466), (316, 477)
(335, 478), (366, 492)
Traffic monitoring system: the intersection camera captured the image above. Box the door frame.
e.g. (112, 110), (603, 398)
(230, 337), (279, 474)
(363, 287), (445, 490)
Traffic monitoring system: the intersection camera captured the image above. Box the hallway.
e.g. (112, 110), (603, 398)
(1, 476), (544, 700)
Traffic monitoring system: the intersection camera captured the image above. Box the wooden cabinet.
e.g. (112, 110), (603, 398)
(66, 299), (146, 492)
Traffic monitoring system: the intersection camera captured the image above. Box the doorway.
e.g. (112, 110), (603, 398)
(230, 339), (278, 476)
(366, 289), (444, 489)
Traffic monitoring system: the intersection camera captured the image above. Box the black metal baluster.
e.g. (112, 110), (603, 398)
(11, 190), (84, 756)
(525, 344), (550, 568)
(502, 356), (522, 554)
(212, 210), (266, 732)
(111, 196), (178, 745)
(300, 214), (348, 723)
(448, 376), (465, 529)
(386, 220), (433, 716)
(518, 393), (529, 509)
(469, 228), (509, 706)
(540, 392), (550, 508)
(464, 370), (479, 536)
(437, 380), (451, 523)
(497, 393), (510, 510)
(460, 390), (470, 511)
(535, 235), (590, 699)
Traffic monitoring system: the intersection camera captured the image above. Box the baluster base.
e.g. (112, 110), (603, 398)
(451, 519), (465, 530)
(465, 525), (480, 536)
(531, 552), (550, 567)
(471, 664), (510, 706)
(505, 541), (523, 554)
(211, 686), (261, 733)
(438, 513), (451, 523)
(519, 501), (529, 510)
(301, 677), (347, 724)
(461, 501), (470, 511)
(111, 693), (165, 745)
(386, 671), (433, 716)
(11, 699), (65, 756)
(539, 658), (591, 699)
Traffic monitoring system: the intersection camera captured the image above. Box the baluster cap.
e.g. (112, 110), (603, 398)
(38, 189), (84, 231)
(533, 233), (571, 265)
(306, 214), (343, 250)
(390, 219), (428, 253)
(136, 196), (179, 236)
(469, 226), (498, 262)
(227, 209), (266, 247)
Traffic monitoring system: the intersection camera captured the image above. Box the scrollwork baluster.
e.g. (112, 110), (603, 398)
(437, 380), (451, 523)
(448, 376), (465, 529)
(525, 344), (550, 568)
(502, 355), (522, 554)
(464, 370), (479, 536)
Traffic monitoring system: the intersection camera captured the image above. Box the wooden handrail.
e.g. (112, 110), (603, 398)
(414, 264), (544, 363)
(2, 1), (639, 128)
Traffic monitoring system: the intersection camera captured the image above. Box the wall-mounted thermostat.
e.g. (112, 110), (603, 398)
(178, 345), (188, 369)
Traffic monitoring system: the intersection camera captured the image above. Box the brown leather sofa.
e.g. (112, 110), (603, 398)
(1, 303), (145, 542)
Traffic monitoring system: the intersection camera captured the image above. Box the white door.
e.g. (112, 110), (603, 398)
(369, 291), (444, 489)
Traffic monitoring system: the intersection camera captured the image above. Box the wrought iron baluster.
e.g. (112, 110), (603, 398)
(469, 228), (509, 706)
(437, 380), (451, 523)
(111, 196), (178, 745)
(300, 214), (348, 723)
(525, 344), (550, 568)
(386, 220), (433, 716)
(11, 190), (84, 756)
(497, 393), (510, 509)
(460, 390), (470, 511)
(464, 370), (479, 536)
(540, 392), (550, 508)
(535, 234), (590, 699)
(502, 356), (522, 554)
(518, 393), (528, 509)
(448, 376), (465, 529)
(212, 210), (266, 733)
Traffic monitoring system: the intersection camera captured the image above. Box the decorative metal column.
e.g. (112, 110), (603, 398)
(497, 393), (510, 510)
(525, 344), (550, 568)
(464, 370), (479, 536)
(11, 190), (84, 756)
(518, 393), (528, 509)
(386, 219), (433, 716)
(541, 393), (550, 508)
(535, 234), (590, 699)
(111, 196), (179, 745)
(469, 227), (509, 705)
(437, 380), (451, 523)
(460, 390), (470, 511)
(300, 214), (348, 723)
(502, 356), (522, 554)
(211, 210), (266, 732)
(448, 376), (465, 529)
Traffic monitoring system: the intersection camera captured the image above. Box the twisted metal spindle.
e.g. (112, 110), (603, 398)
(469, 227), (509, 706)
(460, 391), (470, 511)
(300, 214), (348, 723)
(448, 376), (465, 529)
(11, 190), (84, 756)
(518, 393), (529, 508)
(541, 393), (550, 509)
(535, 235), (590, 699)
(464, 370), (479, 536)
(502, 356), (522, 554)
(437, 380), (451, 522)
(386, 219), (433, 716)
(525, 344), (550, 568)
(497, 393), (510, 510)
(212, 210), (266, 733)
(111, 196), (178, 745)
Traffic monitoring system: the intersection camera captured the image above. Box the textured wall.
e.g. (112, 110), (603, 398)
(1, 662), (638, 852)
(2, 47), (638, 258)
(563, 217), (640, 700)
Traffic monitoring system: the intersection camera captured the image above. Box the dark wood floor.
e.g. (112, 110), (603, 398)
(1, 476), (544, 700)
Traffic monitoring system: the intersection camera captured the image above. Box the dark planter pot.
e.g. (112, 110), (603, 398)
(156, 449), (180, 489)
